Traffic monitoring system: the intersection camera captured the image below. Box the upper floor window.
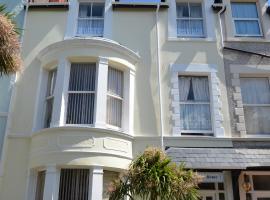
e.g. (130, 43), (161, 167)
(66, 63), (96, 125)
(179, 76), (212, 135)
(240, 77), (270, 135)
(44, 69), (57, 128)
(231, 2), (262, 36)
(77, 3), (105, 36)
(107, 67), (124, 128)
(176, 2), (204, 37)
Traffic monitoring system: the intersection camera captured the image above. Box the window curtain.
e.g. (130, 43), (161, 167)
(58, 169), (89, 200)
(179, 76), (211, 131)
(107, 67), (123, 127)
(231, 2), (260, 35)
(240, 78), (270, 135)
(66, 64), (96, 124)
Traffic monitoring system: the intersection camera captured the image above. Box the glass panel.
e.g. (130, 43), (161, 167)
(107, 96), (122, 127)
(253, 175), (270, 190)
(231, 3), (258, 18)
(46, 70), (57, 97)
(92, 3), (104, 17)
(218, 183), (224, 190)
(206, 197), (213, 200)
(69, 63), (96, 91)
(0, 75), (12, 112)
(108, 68), (123, 97)
(78, 3), (92, 18)
(189, 20), (204, 37)
(235, 20), (260, 35)
(0, 117), (7, 158)
(190, 3), (202, 18)
(177, 3), (189, 18)
(58, 169), (89, 200)
(240, 78), (270, 104)
(198, 183), (215, 190)
(244, 107), (270, 135)
(91, 19), (104, 36)
(219, 193), (225, 200)
(35, 171), (46, 200)
(44, 98), (53, 128)
(180, 104), (211, 131)
(66, 93), (95, 124)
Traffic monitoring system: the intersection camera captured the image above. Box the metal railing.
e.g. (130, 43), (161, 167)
(28, 0), (68, 4)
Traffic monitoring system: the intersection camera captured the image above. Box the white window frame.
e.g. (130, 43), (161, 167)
(178, 75), (213, 135)
(240, 76), (270, 136)
(231, 2), (263, 37)
(76, 1), (105, 37)
(176, 2), (205, 38)
(65, 63), (97, 126)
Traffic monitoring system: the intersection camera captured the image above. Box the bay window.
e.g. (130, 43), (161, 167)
(77, 2), (105, 36)
(179, 76), (212, 134)
(66, 63), (96, 125)
(231, 2), (262, 36)
(176, 2), (204, 37)
(107, 67), (123, 128)
(44, 69), (57, 128)
(240, 77), (270, 135)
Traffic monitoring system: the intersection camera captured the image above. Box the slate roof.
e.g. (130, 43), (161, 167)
(166, 147), (270, 169)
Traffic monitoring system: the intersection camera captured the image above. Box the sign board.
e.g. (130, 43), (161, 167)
(199, 172), (224, 183)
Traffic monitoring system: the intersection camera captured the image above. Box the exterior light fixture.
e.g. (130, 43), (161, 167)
(242, 174), (252, 193)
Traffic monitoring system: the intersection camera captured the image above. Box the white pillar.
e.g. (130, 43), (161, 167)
(51, 58), (70, 127)
(94, 57), (108, 128)
(43, 165), (60, 200)
(89, 166), (103, 200)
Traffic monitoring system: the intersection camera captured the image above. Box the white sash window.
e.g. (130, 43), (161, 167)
(77, 3), (104, 36)
(179, 76), (212, 134)
(44, 69), (57, 128)
(176, 2), (204, 37)
(240, 77), (270, 135)
(231, 2), (262, 36)
(66, 63), (96, 125)
(107, 67), (123, 128)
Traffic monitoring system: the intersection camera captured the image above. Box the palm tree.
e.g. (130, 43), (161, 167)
(108, 147), (201, 200)
(0, 4), (21, 75)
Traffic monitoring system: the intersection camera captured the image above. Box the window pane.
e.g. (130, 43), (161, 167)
(253, 175), (270, 190)
(108, 68), (123, 97)
(92, 3), (104, 17)
(69, 63), (96, 91)
(180, 104), (212, 130)
(79, 4), (91, 18)
(244, 106), (270, 135)
(66, 93), (95, 124)
(44, 98), (53, 128)
(190, 3), (202, 18)
(240, 78), (270, 104)
(198, 182), (215, 190)
(0, 117), (7, 158)
(177, 3), (189, 18)
(107, 96), (122, 127)
(91, 19), (104, 36)
(179, 76), (209, 102)
(35, 171), (45, 200)
(190, 20), (204, 36)
(235, 20), (260, 35)
(231, 3), (258, 18)
(177, 19), (190, 36)
(58, 169), (89, 200)
(46, 70), (57, 97)
(219, 193), (225, 200)
(0, 76), (12, 113)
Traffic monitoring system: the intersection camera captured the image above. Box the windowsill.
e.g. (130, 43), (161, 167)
(27, 2), (69, 9)
(168, 37), (216, 42)
(225, 37), (270, 43)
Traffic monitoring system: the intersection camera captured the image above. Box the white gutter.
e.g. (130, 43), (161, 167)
(155, 3), (164, 150)
(20, 0), (29, 48)
(218, 4), (226, 48)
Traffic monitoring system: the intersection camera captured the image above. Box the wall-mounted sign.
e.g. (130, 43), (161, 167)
(199, 172), (224, 183)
